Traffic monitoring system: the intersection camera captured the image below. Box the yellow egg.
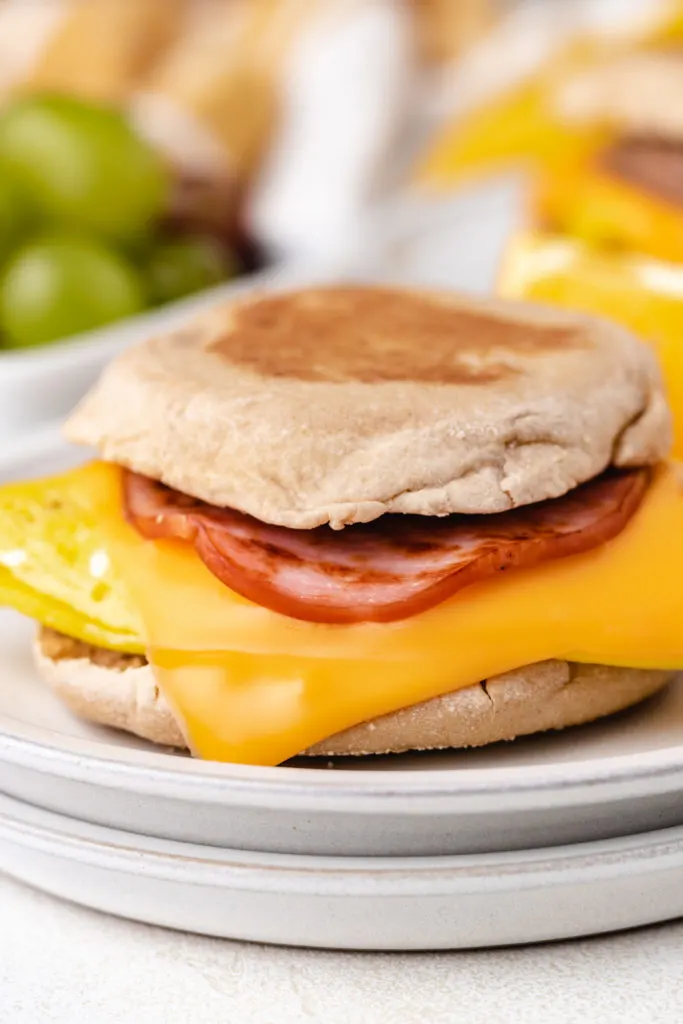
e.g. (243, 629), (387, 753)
(0, 464), (142, 651)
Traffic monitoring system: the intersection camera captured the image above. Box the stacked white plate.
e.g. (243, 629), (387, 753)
(1, 428), (683, 949)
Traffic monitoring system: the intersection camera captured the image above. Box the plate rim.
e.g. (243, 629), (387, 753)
(3, 708), (683, 811)
(5, 790), (683, 951)
(3, 789), (683, 880)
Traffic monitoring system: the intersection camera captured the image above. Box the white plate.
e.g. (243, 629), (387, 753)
(2, 428), (683, 858)
(2, 791), (683, 950)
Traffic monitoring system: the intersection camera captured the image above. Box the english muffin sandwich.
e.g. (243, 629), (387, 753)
(537, 49), (683, 262)
(0, 285), (681, 766)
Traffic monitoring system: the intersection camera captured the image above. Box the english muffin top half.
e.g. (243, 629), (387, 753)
(66, 286), (670, 529)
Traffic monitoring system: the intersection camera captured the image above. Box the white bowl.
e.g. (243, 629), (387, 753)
(0, 263), (312, 441)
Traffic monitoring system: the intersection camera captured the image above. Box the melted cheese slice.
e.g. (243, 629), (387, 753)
(61, 460), (683, 766)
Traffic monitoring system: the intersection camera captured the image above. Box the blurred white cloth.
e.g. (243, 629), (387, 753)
(248, 0), (414, 266)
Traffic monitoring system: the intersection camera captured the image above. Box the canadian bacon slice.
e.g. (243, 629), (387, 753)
(123, 467), (649, 624)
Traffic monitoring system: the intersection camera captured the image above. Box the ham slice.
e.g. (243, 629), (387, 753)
(123, 467), (649, 624)
(603, 136), (683, 207)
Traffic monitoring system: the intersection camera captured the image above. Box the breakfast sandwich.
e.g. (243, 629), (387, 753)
(536, 49), (683, 263)
(0, 285), (680, 766)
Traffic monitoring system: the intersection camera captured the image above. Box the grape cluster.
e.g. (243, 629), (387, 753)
(0, 95), (236, 349)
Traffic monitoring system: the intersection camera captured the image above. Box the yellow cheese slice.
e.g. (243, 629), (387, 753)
(1, 461), (683, 765)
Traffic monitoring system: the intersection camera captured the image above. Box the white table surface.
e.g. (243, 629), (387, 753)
(2, 873), (682, 1024)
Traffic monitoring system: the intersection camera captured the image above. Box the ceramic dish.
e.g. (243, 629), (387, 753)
(2, 791), (683, 949)
(1, 430), (683, 859)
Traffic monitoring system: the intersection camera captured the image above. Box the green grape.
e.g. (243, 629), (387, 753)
(146, 236), (235, 306)
(0, 234), (146, 348)
(0, 94), (169, 243)
(0, 173), (29, 263)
